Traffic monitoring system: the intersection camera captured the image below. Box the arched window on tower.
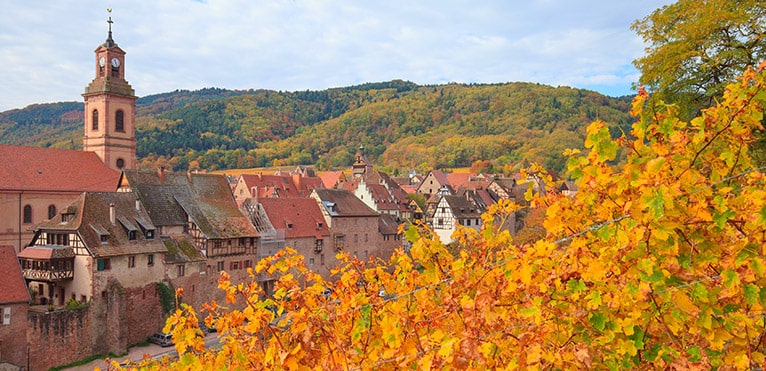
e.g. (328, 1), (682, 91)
(48, 205), (57, 220)
(92, 109), (99, 131)
(23, 205), (32, 224)
(116, 158), (125, 169)
(115, 110), (124, 132)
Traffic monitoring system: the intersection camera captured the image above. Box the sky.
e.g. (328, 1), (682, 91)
(0, 0), (672, 112)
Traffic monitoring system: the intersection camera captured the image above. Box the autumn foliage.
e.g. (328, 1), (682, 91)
(109, 63), (766, 370)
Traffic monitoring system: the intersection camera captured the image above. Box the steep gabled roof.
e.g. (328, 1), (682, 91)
(378, 214), (401, 235)
(0, 144), (120, 192)
(442, 195), (483, 219)
(32, 192), (167, 258)
(430, 170), (449, 186)
(312, 189), (378, 217)
(162, 235), (205, 264)
(239, 173), (323, 198)
(0, 245), (29, 304)
(120, 170), (189, 226)
(181, 174), (259, 239)
(258, 198), (330, 239)
(446, 172), (472, 189)
(367, 183), (399, 211)
(122, 170), (258, 239)
(320, 171), (346, 189)
(379, 173), (412, 212)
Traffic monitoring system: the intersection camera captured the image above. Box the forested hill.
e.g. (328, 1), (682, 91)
(0, 81), (634, 175)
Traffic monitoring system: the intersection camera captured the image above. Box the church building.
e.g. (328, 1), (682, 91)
(0, 15), (136, 253)
(82, 14), (138, 171)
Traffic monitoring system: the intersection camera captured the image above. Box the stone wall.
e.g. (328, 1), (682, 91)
(0, 302), (28, 368)
(26, 280), (163, 371)
(27, 308), (94, 371)
(124, 285), (165, 345)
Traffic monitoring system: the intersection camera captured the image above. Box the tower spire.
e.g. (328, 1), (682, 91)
(103, 8), (117, 48)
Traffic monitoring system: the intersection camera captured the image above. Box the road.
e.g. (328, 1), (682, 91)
(64, 332), (221, 370)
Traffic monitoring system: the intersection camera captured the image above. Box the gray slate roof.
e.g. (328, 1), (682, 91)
(122, 170), (258, 239)
(33, 192), (167, 258)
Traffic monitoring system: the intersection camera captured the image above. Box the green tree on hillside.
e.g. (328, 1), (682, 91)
(632, 0), (766, 114)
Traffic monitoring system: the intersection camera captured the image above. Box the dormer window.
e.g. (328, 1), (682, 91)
(287, 223), (293, 230)
(91, 224), (110, 244)
(117, 216), (138, 241)
(135, 217), (156, 240)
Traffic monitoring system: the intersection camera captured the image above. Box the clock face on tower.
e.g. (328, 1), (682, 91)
(99, 57), (105, 67)
(111, 58), (120, 68)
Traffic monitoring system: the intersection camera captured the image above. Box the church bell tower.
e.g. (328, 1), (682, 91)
(83, 10), (137, 170)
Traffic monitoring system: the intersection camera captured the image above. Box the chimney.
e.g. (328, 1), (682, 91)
(158, 166), (165, 184)
(135, 199), (141, 211)
(109, 203), (116, 225)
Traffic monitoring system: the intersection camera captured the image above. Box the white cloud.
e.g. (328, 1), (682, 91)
(0, 0), (672, 111)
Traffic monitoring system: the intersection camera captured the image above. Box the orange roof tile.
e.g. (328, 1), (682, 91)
(257, 198), (330, 239)
(0, 245), (30, 304)
(319, 171), (346, 189)
(0, 144), (119, 192)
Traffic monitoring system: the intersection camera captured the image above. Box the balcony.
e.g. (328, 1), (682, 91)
(18, 246), (75, 283)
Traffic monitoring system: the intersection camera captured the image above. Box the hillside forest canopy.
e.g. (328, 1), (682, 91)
(0, 82), (634, 176)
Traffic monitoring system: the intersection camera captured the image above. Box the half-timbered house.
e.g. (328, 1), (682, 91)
(430, 195), (483, 244)
(118, 169), (261, 307)
(19, 192), (167, 308)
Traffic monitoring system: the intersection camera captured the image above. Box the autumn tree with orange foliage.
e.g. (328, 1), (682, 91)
(107, 63), (766, 370)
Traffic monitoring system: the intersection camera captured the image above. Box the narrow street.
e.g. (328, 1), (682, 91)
(64, 332), (221, 370)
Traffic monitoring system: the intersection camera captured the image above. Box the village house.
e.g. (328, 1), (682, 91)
(0, 245), (29, 369)
(320, 170), (347, 189)
(19, 192), (169, 354)
(255, 198), (333, 278)
(311, 189), (393, 262)
(0, 145), (120, 253)
(232, 171), (324, 201)
(118, 169), (261, 308)
(430, 194), (484, 244)
(416, 170), (454, 198)
(355, 180), (401, 219)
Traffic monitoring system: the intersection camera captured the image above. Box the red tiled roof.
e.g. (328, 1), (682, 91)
(257, 198), (330, 239)
(367, 184), (399, 211)
(431, 170), (449, 185)
(240, 173), (322, 197)
(400, 185), (417, 194)
(0, 144), (120, 192)
(312, 189), (379, 217)
(320, 171), (346, 188)
(0, 245), (30, 304)
(446, 173), (471, 189)
(17, 246), (74, 260)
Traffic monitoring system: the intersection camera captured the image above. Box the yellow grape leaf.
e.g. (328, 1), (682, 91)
(674, 293), (700, 316)
(438, 337), (457, 357)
